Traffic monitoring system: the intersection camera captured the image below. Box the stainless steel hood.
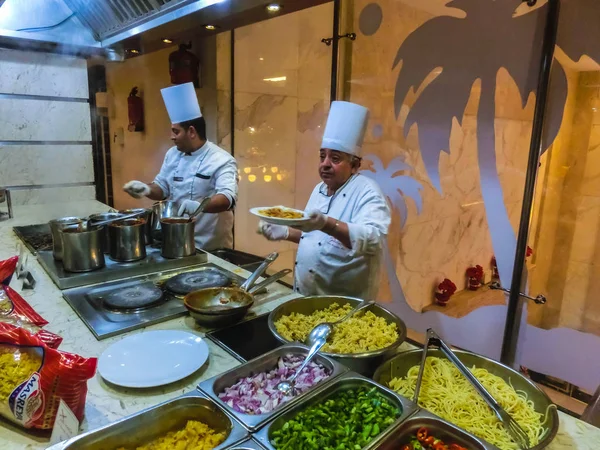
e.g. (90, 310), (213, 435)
(0, 0), (329, 57)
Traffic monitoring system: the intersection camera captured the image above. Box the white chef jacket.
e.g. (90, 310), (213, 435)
(294, 174), (391, 300)
(154, 141), (238, 251)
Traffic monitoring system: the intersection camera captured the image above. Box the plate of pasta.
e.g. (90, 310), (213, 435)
(250, 205), (309, 226)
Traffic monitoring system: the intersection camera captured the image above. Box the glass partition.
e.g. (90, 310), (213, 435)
(232, 3), (334, 280)
(518, 0), (600, 413)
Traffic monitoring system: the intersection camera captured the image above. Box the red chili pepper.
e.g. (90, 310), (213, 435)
(423, 436), (436, 446)
(401, 445), (412, 450)
(416, 427), (429, 442)
(433, 441), (447, 450)
(449, 445), (467, 450)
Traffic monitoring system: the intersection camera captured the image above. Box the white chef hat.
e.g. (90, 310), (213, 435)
(321, 101), (369, 157)
(160, 82), (202, 124)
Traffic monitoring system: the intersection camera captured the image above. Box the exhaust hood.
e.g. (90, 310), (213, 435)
(0, 0), (329, 57)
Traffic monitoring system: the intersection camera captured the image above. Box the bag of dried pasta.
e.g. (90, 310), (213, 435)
(0, 256), (17, 286)
(0, 256), (63, 348)
(0, 323), (97, 429)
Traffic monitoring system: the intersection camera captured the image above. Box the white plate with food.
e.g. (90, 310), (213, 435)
(98, 330), (209, 388)
(250, 206), (309, 226)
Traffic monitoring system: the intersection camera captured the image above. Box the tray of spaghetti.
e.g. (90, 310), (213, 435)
(373, 349), (558, 450)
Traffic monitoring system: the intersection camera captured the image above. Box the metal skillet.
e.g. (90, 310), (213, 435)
(184, 252), (291, 326)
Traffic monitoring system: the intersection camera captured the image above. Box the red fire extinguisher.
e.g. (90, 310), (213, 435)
(127, 87), (144, 132)
(169, 42), (200, 87)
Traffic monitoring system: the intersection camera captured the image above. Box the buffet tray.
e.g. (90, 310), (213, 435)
(373, 348), (559, 450)
(253, 372), (418, 450)
(376, 409), (500, 450)
(198, 343), (349, 431)
(225, 438), (266, 449)
(46, 390), (248, 450)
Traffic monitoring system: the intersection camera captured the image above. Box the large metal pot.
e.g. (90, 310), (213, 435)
(160, 217), (195, 259)
(49, 217), (83, 260)
(108, 218), (147, 262)
(152, 200), (178, 241)
(268, 296), (407, 376)
(120, 208), (152, 245)
(373, 349), (559, 450)
(61, 226), (105, 272)
(88, 212), (124, 254)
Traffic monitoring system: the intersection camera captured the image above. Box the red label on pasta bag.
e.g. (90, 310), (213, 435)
(9, 372), (45, 427)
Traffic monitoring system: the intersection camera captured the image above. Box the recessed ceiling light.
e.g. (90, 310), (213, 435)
(204, 24), (218, 30)
(162, 38), (173, 44)
(128, 49), (140, 54)
(266, 3), (282, 12)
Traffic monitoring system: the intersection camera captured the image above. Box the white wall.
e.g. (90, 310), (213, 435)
(0, 48), (95, 205)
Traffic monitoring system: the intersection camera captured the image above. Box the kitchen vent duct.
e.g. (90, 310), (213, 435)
(62, 0), (191, 40)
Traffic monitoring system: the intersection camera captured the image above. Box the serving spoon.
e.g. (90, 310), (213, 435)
(276, 326), (329, 396)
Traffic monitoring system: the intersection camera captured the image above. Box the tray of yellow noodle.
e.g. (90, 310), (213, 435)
(250, 206), (308, 226)
(45, 391), (248, 450)
(268, 296), (407, 376)
(373, 349), (559, 450)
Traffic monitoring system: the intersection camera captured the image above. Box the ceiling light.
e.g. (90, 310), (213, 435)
(263, 76), (287, 82)
(204, 24), (218, 30)
(266, 3), (282, 12)
(162, 38), (173, 44)
(128, 49), (139, 54)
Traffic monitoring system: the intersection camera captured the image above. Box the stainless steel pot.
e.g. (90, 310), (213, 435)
(160, 217), (195, 258)
(120, 208), (152, 245)
(152, 200), (178, 241)
(49, 216), (83, 260)
(108, 218), (147, 262)
(61, 226), (105, 272)
(88, 212), (125, 254)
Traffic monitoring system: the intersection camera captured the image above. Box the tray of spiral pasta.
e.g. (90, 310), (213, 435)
(46, 390), (248, 450)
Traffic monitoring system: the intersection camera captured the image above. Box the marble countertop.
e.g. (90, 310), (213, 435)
(0, 201), (599, 449)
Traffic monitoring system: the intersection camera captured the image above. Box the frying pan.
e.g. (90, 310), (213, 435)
(184, 260), (292, 327)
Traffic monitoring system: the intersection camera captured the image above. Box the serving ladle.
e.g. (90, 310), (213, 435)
(275, 326), (329, 396)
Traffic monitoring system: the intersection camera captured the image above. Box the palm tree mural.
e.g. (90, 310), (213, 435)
(361, 155), (423, 227)
(391, 0), (567, 287)
(356, 0), (600, 395)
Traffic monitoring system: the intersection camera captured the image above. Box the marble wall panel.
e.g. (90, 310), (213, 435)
(0, 99), (91, 141)
(0, 49), (88, 98)
(0, 145), (93, 185)
(234, 13), (299, 97)
(10, 186), (96, 205)
(297, 4), (333, 101)
(233, 92), (298, 259)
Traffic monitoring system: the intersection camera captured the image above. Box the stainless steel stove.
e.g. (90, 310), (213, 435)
(62, 263), (246, 340)
(37, 247), (208, 290)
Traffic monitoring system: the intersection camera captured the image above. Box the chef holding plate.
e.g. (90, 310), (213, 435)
(123, 82), (238, 251)
(258, 101), (391, 300)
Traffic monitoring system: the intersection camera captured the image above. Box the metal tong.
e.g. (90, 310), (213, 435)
(414, 328), (530, 449)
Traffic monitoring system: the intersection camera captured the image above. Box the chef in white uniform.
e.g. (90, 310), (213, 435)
(123, 82), (238, 251)
(259, 101), (391, 300)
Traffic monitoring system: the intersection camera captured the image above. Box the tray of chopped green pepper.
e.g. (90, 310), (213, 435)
(254, 372), (418, 450)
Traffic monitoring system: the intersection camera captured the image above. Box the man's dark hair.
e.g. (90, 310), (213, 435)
(180, 117), (206, 140)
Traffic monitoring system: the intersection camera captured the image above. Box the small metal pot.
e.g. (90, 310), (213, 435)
(61, 226), (105, 272)
(120, 208), (152, 245)
(49, 217), (83, 260)
(88, 212), (125, 253)
(152, 200), (178, 242)
(108, 218), (147, 262)
(160, 217), (195, 258)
